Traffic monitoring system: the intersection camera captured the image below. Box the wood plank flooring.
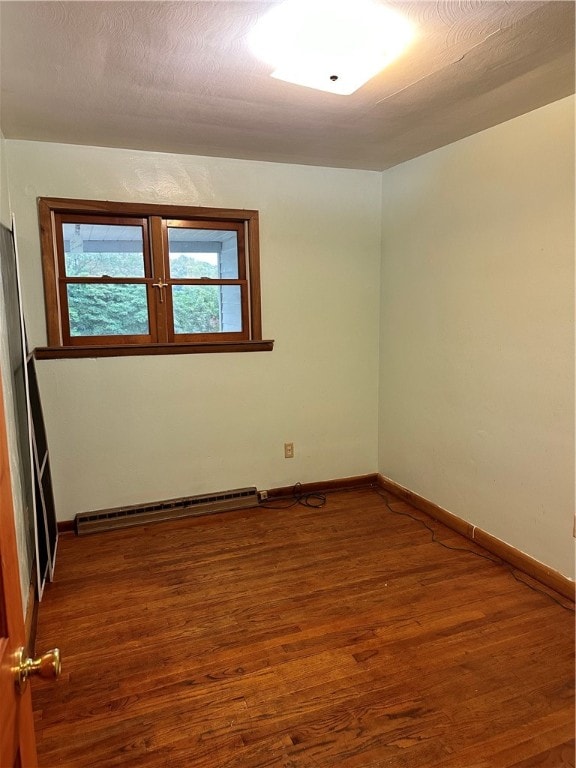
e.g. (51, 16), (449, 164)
(32, 488), (575, 767)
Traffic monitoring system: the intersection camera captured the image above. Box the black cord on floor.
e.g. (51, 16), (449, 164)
(260, 481), (327, 510)
(374, 487), (574, 613)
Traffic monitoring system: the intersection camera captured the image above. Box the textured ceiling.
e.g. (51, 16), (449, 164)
(0, 1), (574, 170)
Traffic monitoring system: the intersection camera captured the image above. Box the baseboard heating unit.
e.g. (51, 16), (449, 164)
(75, 486), (259, 535)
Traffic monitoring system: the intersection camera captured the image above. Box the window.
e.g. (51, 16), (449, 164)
(36, 199), (272, 358)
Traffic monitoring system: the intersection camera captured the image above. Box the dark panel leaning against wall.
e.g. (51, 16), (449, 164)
(0, 224), (34, 585)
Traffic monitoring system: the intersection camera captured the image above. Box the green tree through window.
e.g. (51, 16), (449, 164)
(65, 253), (220, 337)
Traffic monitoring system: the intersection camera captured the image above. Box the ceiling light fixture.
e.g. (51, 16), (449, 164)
(249, 0), (416, 96)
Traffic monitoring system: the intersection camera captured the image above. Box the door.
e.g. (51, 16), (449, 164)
(0, 367), (38, 767)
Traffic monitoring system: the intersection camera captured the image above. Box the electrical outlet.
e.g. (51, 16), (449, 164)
(258, 490), (268, 502)
(284, 442), (294, 459)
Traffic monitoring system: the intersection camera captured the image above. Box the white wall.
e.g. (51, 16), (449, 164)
(0, 132), (32, 609)
(379, 96), (575, 578)
(0, 132), (11, 226)
(5, 142), (382, 520)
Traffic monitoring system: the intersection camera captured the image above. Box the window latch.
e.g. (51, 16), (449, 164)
(152, 279), (168, 303)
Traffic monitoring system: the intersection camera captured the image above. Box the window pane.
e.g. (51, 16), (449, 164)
(172, 285), (242, 334)
(167, 228), (239, 279)
(63, 223), (145, 277)
(67, 284), (149, 336)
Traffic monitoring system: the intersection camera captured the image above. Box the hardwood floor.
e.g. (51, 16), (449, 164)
(32, 488), (575, 767)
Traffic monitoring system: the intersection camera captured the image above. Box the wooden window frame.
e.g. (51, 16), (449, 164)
(36, 198), (273, 358)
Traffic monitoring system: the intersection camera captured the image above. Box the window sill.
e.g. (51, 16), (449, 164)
(34, 340), (274, 360)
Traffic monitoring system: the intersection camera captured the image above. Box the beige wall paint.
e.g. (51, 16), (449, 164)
(5, 141), (382, 520)
(0, 131), (11, 227)
(379, 96), (575, 578)
(0, 133), (32, 609)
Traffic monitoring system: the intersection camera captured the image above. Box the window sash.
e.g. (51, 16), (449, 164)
(57, 214), (150, 279)
(60, 281), (158, 346)
(54, 213), (158, 345)
(162, 218), (248, 342)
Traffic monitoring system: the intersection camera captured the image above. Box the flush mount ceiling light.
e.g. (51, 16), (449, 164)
(249, 0), (416, 95)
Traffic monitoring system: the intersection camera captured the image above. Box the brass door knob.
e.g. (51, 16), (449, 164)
(15, 647), (61, 693)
